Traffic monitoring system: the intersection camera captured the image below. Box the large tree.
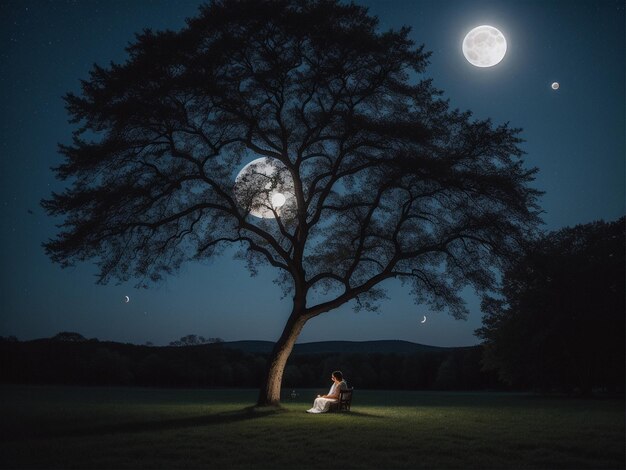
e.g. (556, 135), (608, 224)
(42, 0), (542, 406)
(476, 218), (625, 395)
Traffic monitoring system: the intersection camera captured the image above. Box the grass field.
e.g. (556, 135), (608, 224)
(0, 385), (623, 469)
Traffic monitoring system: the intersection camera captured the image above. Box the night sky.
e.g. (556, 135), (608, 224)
(1, 0), (623, 347)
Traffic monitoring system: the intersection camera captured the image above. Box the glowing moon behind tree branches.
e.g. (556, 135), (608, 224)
(462, 25), (507, 67)
(234, 157), (295, 219)
(271, 192), (287, 209)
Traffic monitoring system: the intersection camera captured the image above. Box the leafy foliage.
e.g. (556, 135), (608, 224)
(42, 0), (541, 320)
(476, 217), (625, 394)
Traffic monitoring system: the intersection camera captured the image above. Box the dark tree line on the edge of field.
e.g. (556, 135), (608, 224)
(0, 338), (499, 392)
(3, 218), (623, 396)
(476, 217), (625, 396)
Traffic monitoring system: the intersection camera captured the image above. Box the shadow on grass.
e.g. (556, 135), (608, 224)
(326, 410), (385, 419)
(4, 407), (385, 442)
(3, 406), (287, 442)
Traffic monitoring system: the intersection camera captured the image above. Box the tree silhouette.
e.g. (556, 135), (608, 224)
(52, 331), (87, 342)
(168, 334), (224, 346)
(476, 217), (625, 395)
(42, 0), (542, 405)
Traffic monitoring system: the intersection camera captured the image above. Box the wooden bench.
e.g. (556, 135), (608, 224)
(329, 387), (353, 412)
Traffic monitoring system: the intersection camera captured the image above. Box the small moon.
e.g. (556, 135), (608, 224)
(551, 82), (560, 90)
(271, 192), (287, 209)
(462, 25), (507, 68)
(124, 296), (130, 303)
(421, 315), (427, 324)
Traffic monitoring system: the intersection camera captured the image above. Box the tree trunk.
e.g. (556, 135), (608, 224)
(257, 308), (308, 406)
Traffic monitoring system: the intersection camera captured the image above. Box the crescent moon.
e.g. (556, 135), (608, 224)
(124, 296), (130, 303)
(421, 316), (427, 324)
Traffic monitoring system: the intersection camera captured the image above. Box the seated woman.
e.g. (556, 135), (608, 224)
(306, 370), (348, 414)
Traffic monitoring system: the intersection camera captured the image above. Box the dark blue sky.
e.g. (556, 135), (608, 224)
(1, 0), (623, 347)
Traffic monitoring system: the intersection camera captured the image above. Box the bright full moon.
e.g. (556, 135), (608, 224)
(462, 25), (507, 67)
(234, 157), (295, 219)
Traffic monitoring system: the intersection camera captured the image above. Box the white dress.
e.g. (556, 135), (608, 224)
(306, 380), (347, 413)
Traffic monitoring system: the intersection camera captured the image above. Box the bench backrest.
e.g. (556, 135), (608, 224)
(338, 387), (353, 411)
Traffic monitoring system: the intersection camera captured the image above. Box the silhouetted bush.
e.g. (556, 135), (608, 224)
(52, 332), (87, 342)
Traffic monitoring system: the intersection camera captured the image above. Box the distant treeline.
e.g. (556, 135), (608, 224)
(3, 220), (622, 396)
(0, 337), (500, 391)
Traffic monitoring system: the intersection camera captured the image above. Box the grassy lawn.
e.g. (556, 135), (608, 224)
(0, 385), (623, 469)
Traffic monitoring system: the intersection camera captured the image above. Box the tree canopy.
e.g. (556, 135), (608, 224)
(42, 0), (542, 404)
